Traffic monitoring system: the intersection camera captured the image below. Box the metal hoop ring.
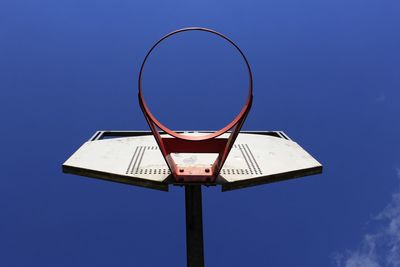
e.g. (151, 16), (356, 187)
(138, 27), (253, 141)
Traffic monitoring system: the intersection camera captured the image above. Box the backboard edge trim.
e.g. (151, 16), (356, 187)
(62, 165), (169, 192)
(221, 166), (323, 192)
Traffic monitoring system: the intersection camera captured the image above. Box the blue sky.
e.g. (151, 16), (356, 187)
(1, 0), (400, 266)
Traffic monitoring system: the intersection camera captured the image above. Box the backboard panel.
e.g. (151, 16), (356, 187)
(63, 131), (322, 191)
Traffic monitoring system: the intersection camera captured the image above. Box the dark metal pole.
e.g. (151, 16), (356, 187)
(185, 185), (204, 267)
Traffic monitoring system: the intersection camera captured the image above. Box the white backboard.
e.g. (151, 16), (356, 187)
(63, 131), (322, 191)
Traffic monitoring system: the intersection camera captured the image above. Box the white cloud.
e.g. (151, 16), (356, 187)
(335, 170), (400, 267)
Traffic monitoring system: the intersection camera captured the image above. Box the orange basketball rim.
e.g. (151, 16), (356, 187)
(138, 27), (253, 184)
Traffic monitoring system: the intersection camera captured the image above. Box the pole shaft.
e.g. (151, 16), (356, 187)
(185, 185), (204, 267)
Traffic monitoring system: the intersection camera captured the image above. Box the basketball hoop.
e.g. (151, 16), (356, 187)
(63, 26), (323, 267)
(138, 27), (253, 183)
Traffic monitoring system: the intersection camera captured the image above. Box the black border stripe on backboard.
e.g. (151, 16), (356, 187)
(126, 146), (139, 174)
(237, 144), (252, 173)
(130, 146), (143, 174)
(135, 146), (147, 173)
(240, 144), (257, 175)
(244, 144), (262, 175)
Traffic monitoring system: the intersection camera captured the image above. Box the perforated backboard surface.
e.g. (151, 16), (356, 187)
(62, 131), (322, 191)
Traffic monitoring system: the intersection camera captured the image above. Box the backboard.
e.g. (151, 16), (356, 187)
(62, 130), (322, 192)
